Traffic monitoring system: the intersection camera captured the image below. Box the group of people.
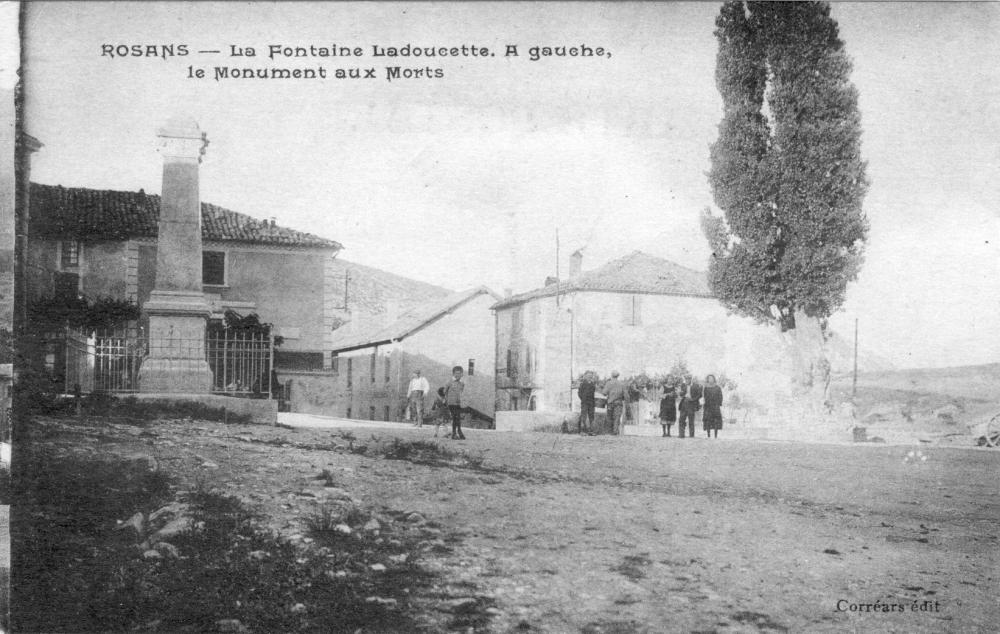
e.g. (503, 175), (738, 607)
(577, 371), (725, 438)
(405, 368), (468, 440)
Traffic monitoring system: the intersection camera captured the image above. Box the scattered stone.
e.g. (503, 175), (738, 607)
(370, 563), (387, 572)
(823, 549), (842, 556)
(124, 454), (159, 472)
(149, 503), (190, 526)
(153, 542), (181, 559)
(117, 512), (145, 538)
(216, 618), (250, 633)
(406, 512), (426, 524)
(150, 516), (194, 541)
(364, 518), (381, 532)
(321, 487), (351, 499)
(248, 550), (268, 561)
(142, 549), (162, 560)
(335, 524), (353, 535)
(444, 597), (478, 612)
(387, 554), (408, 564)
(486, 607), (503, 616)
(289, 603), (307, 614)
(365, 596), (398, 607)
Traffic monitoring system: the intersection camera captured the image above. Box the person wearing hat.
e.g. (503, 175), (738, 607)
(603, 371), (627, 435)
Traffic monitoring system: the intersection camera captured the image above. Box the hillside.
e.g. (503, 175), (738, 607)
(328, 258), (452, 327)
(829, 363), (1000, 445)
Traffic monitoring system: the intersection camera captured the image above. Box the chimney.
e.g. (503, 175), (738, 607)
(503, 288), (512, 299)
(569, 249), (583, 279)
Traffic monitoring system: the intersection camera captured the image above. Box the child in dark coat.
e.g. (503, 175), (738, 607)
(659, 384), (677, 437)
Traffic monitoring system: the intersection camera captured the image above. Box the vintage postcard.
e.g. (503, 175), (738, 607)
(6, 2), (999, 632)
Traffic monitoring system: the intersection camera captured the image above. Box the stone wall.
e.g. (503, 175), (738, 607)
(131, 393), (277, 425)
(497, 290), (791, 414)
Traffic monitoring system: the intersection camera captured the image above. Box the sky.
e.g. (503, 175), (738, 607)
(17, 1), (1000, 369)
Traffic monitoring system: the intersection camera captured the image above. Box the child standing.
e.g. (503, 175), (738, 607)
(444, 365), (466, 440)
(659, 383), (677, 437)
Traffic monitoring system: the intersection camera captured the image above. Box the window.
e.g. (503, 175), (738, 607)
(369, 406), (375, 421)
(331, 355), (339, 373)
(384, 405), (391, 421)
(468, 358), (475, 376)
(346, 406), (352, 418)
(203, 251), (226, 286)
(511, 395), (519, 410)
(54, 271), (79, 300)
(506, 348), (518, 378)
(60, 241), (80, 268)
(384, 355), (391, 383)
(370, 352), (376, 383)
(346, 357), (353, 388)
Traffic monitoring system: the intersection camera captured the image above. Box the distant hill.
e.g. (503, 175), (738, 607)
(850, 363), (1000, 402)
(328, 258), (452, 331)
(825, 329), (896, 374)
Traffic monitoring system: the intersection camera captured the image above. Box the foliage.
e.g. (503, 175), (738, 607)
(218, 309), (284, 347)
(27, 295), (141, 333)
(704, 1), (868, 330)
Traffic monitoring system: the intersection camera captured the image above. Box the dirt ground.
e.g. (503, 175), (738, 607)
(27, 416), (1000, 633)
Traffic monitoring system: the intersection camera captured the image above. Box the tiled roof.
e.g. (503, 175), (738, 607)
(330, 286), (500, 352)
(29, 183), (342, 249)
(493, 251), (712, 309)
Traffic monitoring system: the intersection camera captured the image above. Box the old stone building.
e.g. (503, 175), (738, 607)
(27, 182), (344, 371)
(285, 287), (499, 421)
(26, 182), (450, 394)
(493, 250), (783, 414)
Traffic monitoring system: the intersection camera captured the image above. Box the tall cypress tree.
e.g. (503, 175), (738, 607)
(704, 1), (868, 393)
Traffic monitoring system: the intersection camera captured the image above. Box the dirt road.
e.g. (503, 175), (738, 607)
(30, 417), (1000, 632)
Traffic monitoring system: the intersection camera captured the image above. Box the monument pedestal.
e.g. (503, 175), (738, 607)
(138, 290), (213, 393)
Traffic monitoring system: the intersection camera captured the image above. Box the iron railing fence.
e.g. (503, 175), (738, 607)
(206, 329), (274, 397)
(54, 326), (274, 398)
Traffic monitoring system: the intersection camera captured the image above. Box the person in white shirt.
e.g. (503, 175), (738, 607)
(407, 370), (430, 426)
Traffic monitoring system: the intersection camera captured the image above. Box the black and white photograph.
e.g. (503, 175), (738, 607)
(4, 1), (1000, 632)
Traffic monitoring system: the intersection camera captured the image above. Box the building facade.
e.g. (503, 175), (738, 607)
(285, 287), (499, 421)
(27, 183), (345, 371)
(493, 251), (789, 413)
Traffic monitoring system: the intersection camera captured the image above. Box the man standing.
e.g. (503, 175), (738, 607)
(603, 371), (627, 436)
(407, 370), (430, 426)
(444, 365), (466, 440)
(577, 371), (596, 434)
(678, 376), (703, 439)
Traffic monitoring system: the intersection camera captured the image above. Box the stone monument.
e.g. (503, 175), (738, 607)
(138, 116), (213, 393)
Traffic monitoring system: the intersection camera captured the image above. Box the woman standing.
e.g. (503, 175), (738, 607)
(659, 382), (677, 437)
(702, 374), (724, 438)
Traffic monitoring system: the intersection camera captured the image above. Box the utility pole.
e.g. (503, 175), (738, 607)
(852, 317), (859, 399)
(555, 228), (560, 307)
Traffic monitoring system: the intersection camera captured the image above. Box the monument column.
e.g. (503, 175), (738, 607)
(138, 116), (213, 393)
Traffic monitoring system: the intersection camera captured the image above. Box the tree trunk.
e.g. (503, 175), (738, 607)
(782, 309), (832, 419)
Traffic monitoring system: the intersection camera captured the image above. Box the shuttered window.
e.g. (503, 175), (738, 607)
(203, 251), (226, 285)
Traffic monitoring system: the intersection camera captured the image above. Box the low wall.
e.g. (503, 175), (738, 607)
(277, 369), (342, 417)
(131, 393), (278, 425)
(495, 410), (576, 432)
